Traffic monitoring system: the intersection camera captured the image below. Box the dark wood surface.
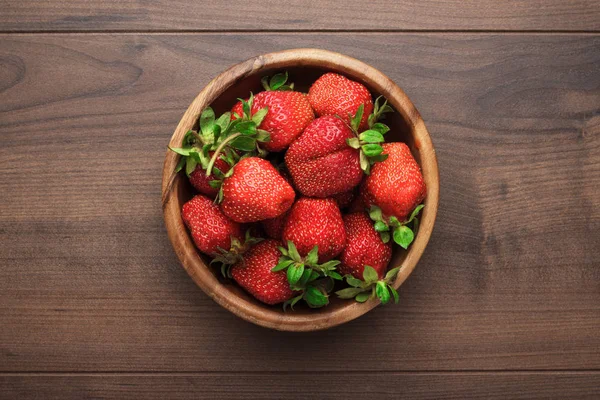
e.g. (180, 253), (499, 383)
(1, 0), (599, 31)
(1, 2), (600, 398)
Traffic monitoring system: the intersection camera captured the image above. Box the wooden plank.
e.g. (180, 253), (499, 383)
(1, 33), (599, 372)
(0, 1), (599, 32)
(1, 373), (600, 399)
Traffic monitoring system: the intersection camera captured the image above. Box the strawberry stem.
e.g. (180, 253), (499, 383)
(205, 132), (242, 177)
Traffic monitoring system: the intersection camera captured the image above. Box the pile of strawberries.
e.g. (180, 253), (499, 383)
(170, 72), (426, 309)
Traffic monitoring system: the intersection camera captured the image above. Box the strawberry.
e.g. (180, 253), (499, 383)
(231, 239), (295, 305)
(221, 157), (295, 223)
(362, 142), (426, 249)
(181, 194), (243, 256)
(338, 212), (392, 280)
(188, 154), (230, 196)
(282, 197), (346, 262)
(285, 116), (363, 197)
(231, 73), (314, 152)
(170, 108), (241, 198)
(308, 72), (373, 130)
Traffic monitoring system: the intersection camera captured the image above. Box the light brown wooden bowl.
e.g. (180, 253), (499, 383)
(162, 49), (439, 331)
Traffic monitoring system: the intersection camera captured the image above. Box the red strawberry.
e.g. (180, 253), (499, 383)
(362, 143), (426, 221)
(339, 212), (392, 280)
(221, 157), (295, 223)
(231, 90), (314, 152)
(362, 142), (426, 249)
(348, 190), (366, 213)
(285, 116), (363, 197)
(261, 211), (288, 240)
(282, 197), (346, 262)
(188, 153), (230, 197)
(231, 239), (295, 305)
(308, 73), (373, 130)
(182, 194), (243, 256)
(332, 189), (356, 210)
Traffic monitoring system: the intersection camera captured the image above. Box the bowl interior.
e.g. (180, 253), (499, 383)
(175, 66), (417, 315)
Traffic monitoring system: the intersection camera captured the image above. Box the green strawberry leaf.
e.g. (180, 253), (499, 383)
(169, 146), (194, 156)
(208, 180), (222, 189)
(385, 266), (401, 282)
(287, 241), (302, 263)
(369, 153), (389, 163)
(380, 231), (390, 244)
(251, 107), (269, 126)
(362, 265), (379, 284)
(215, 112), (231, 134)
(389, 216), (401, 228)
(304, 286), (329, 308)
(351, 104), (364, 132)
(369, 206), (383, 221)
(376, 281), (391, 304)
(374, 220), (388, 232)
(393, 225), (414, 249)
(355, 292), (371, 303)
(359, 130), (385, 143)
(389, 286), (400, 304)
(296, 268), (315, 289)
(185, 157), (198, 177)
(327, 271), (343, 281)
(408, 204), (425, 223)
(199, 107), (215, 134)
(371, 122), (390, 135)
(305, 246), (319, 266)
(229, 136), (256, 151)
(269, 72), (288, 91)
(287, 263), (304, 286)
(346, 137), (361, 149)
(174, 155), (186, 173)
(256, 129), (271, 143)
(361, 144), (383, 157)
(272, 259), (294, 272)
(359, 151), (370, 174)
(345, 275), (364, 288)
(278, 246), (289, 257)
(236, 121), (257, 136)
(335, 287), (365, 299)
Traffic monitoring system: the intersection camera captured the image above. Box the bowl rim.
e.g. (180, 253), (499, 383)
(161, 48), (440, 331)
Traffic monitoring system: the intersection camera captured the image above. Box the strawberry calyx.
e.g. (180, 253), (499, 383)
(272, 241), (342, 310)
(260, 71), (295, 92)
(336, 265), (401, 305)
(211, 230), (264, 278)
(369, 204), (424, 249)
(345, 96), (394, 174)
(170, 107), (237, 183)
(207, 94), (271, 174)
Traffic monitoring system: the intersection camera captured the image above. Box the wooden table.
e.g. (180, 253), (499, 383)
(1, 1), (599, 398)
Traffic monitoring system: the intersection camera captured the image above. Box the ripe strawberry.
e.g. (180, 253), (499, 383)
(282, 197), (346, 262)
(308, 72), (373, 130)
(261, 211), (288, 240)
(182, 194), (243, 256)
(338, 212), (392, 280)
(285, 116), (363, 197)
(188, 154), (230, 197)
(231, 74), (314, 152)
(221, 157), (295, 223)
(231, 239), (295, 305)
(362, 142), (426, 249)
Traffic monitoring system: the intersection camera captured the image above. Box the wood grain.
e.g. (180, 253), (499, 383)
(2, 373), (600, 399)
(1, 0), (599, 32)
(1, 33), (599, 374)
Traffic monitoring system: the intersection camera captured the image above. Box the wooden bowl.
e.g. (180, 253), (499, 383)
(162, 49), (439, 331)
